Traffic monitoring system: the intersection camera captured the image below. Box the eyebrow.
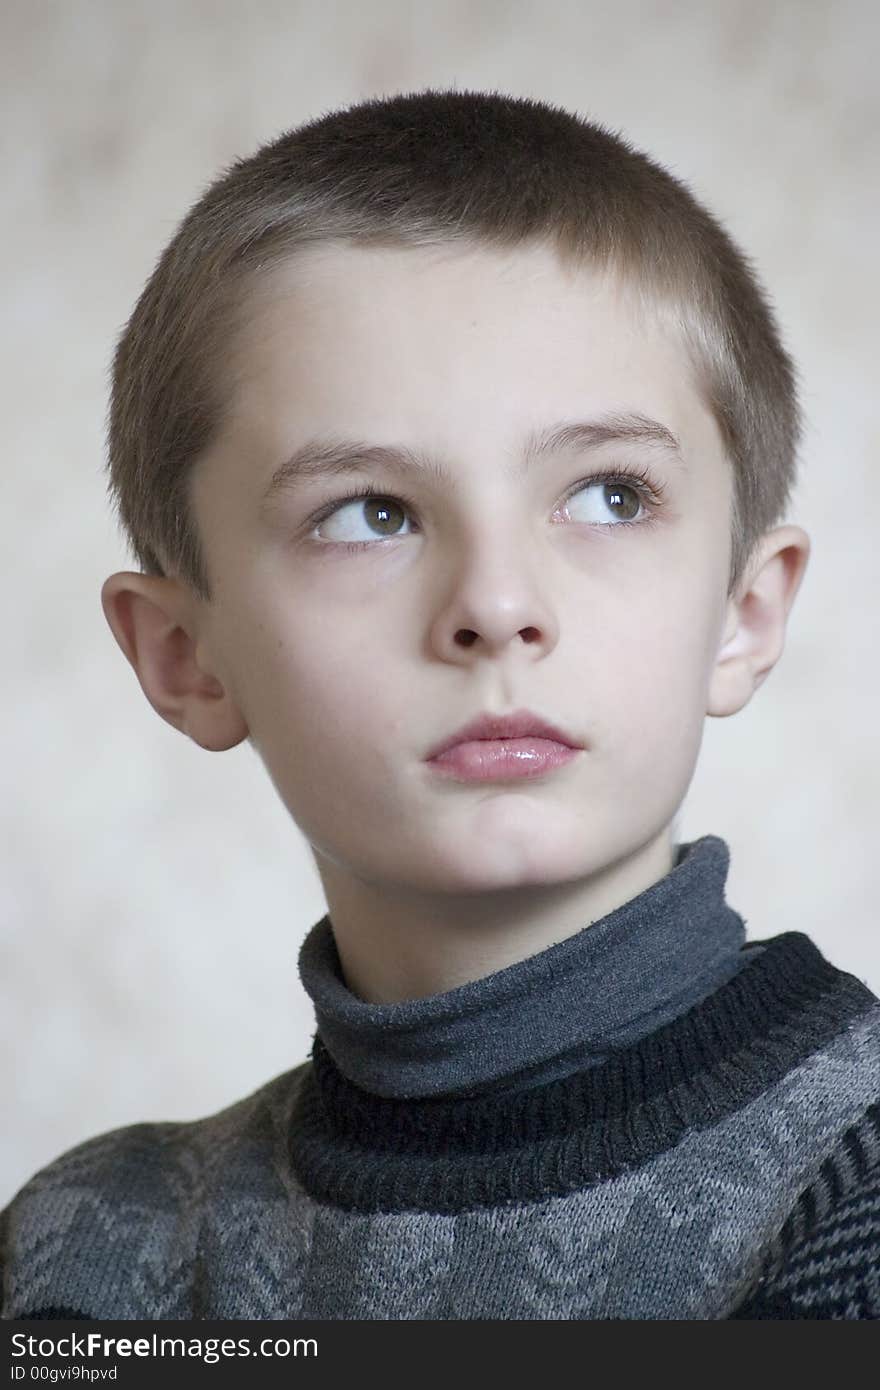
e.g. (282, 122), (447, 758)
(259, 411), (686, 515)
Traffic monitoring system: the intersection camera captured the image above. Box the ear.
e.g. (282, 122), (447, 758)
(707, 525), (811, 719)
(100, 571), (250, 751)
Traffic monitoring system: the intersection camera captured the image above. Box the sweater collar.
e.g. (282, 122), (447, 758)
(298, 834), (748, 1099)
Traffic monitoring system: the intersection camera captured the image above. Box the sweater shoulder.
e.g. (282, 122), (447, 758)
(0, 1063), (310, 1320)
(3, 1062), (308, 1206)
(728, 1097), (880, 1319)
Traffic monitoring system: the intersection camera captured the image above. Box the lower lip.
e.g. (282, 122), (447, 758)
(426, 738), (580, 781)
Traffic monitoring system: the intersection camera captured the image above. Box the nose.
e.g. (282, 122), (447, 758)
(428, 531), (560, 661)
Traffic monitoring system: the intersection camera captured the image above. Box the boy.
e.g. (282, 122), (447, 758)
(2, 88), (878, 1321)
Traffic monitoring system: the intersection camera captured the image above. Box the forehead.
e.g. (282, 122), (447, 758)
(221, 239), (724, 488)
(238, 239), (670, 369)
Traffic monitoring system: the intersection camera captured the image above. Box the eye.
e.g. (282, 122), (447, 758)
(311, 489), (416, 547)
(562, 473), (652, 527)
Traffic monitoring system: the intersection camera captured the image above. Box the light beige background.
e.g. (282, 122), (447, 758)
(2, 0), (878, 1206)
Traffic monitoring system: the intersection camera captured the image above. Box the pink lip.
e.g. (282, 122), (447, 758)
(424, 707), (584, 780)
(427, 737), (579, 781)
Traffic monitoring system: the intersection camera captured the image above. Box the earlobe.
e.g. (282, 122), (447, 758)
(99, 571), (249, 751)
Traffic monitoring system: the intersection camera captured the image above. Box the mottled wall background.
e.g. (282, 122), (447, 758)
(3, 0), (878, 1204)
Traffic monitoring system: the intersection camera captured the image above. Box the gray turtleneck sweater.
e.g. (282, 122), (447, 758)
(298, 836), (758, 1101)
(2, 835), (879, 1319)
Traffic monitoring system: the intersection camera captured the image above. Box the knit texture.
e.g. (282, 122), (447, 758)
(2, 930), (879, 1319)
(728, 1100), (880, 1318)
(298, 834), (753, 1099)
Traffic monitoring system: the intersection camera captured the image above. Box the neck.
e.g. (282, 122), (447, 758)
(312, 825), (676, 1003)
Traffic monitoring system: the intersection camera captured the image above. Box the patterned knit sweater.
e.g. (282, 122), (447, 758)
(3, 837), (879, 1320)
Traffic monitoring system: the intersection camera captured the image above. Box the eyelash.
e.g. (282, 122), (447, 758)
(305, 463), (667, 554)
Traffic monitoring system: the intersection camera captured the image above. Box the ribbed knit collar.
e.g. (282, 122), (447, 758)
(289, 930), (876, 1214)
(298, 834), (748, 1099)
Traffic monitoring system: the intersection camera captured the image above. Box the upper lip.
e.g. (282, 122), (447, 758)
(425, 708), (584, 760)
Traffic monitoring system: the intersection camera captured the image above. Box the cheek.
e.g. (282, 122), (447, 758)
(587, 606), (712, 757)
(239, 607), (399, 769)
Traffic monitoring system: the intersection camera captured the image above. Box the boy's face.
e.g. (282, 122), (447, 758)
(187, 241), (734, 893)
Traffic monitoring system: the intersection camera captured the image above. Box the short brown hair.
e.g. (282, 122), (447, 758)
(106, 86), (803, 604)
